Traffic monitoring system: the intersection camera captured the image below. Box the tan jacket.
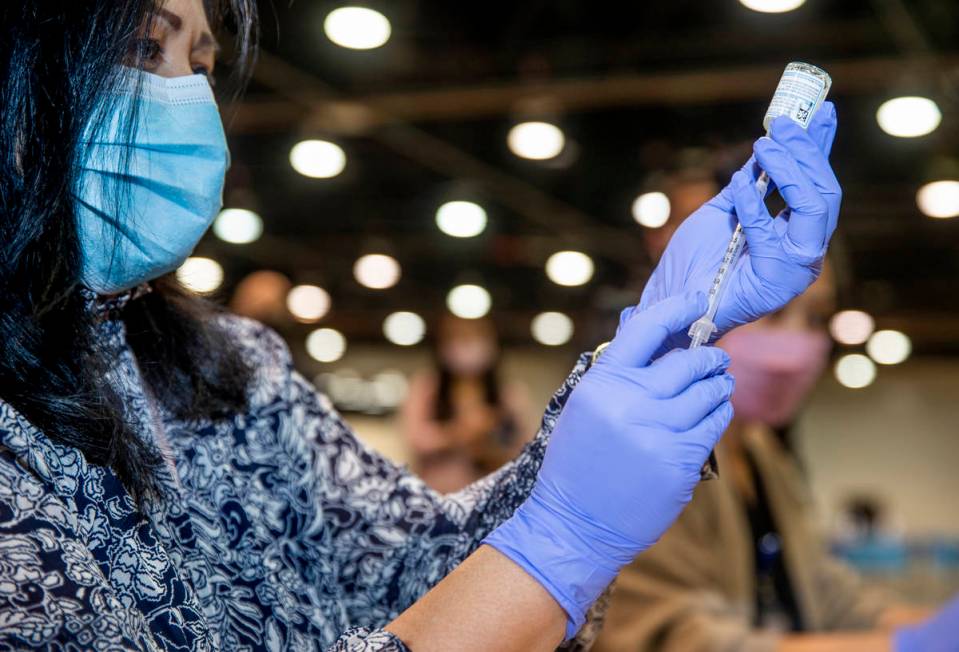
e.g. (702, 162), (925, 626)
(593, 425), (888, 652)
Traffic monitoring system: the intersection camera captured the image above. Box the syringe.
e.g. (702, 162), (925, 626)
(692, 62), (832, 479)
(687, 173), (772, 349)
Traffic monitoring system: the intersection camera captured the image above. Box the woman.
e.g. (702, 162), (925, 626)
(402, 315), (534, 493)
(593, 267), (953, 651)
(0, 1), (844, 650)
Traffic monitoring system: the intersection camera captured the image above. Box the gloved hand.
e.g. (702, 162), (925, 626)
(484, 292), (734, 639)
(639, 102), (841, 350)
(894, 595), (959, 652)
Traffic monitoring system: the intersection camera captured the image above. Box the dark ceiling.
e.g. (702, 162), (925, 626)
(200, 0), (959, 356)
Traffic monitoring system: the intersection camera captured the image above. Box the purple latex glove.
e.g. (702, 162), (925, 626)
(485, 292), (734, 639)
(894, 595), (959, 652)
(639, 101), (841, 351)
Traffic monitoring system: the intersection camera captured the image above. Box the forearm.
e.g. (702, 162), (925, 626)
(778, 631), (891, 652)
(386, 545), (566, 652)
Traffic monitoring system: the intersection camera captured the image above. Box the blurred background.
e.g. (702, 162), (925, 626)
(185, 0), (957, 605)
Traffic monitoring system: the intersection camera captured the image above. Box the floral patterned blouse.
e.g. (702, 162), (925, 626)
(0, 291), (604, 651)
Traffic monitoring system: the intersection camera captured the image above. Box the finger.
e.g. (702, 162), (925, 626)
(769, 116), (842, 241)
(603, 292), (707, 368)
(805, 101), (837, 158)
(616, 305), (637, 335)
(753, 137), (829, 262)
(678, 401), (734, 456)
(770, 116), (841, 197)
(713, 156), (763, 213)
(662, 373), (735, 431)
(647, 346), (730, 398)
(729, 170), (779, 258)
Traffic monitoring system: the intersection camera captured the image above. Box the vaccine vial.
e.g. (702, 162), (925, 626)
(762, 62), (832, 132)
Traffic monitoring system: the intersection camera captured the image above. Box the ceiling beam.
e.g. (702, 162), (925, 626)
(228, 54), (959, 133)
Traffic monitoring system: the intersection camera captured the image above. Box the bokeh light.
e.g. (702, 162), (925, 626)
(306, 328), (347, 363)
(829, 310), (875, 346)
(383, 311), (426, 346)
(531, 311), (575, 346)
(370, 370), (409, 409)
(286, 284), (332, 323)
(323, 7), (391, 50)
(866, 330), (912, 365)
(436, 201), (487, 238)
(507, 122), (566, 160)
(214, 208), (263, 244)
(545, 251), (594, 287)
(739, 0), (806, 12)
(177, 257), (223, 294)
(354, 254), (401, 289)
(446, 284), (492, 319)
(632, 191), (671, 228)
(834, 354), (877, 389)
(876, 97), (941, 138)
(916, 180), (959, 219)
(290, 140), (347, 178)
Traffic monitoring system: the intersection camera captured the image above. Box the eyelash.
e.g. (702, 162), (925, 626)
(133, 38), (213, 82)
(135, 38), (163, 69)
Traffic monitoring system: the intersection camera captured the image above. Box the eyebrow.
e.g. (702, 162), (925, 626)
(157, 8), (220, 54)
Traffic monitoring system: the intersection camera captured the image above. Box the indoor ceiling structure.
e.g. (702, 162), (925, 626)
(198, 0), (959, 363)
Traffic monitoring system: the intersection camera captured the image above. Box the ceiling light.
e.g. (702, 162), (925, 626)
(290, 140), (346, 178)
(866, 330), (911, 365)
(383, 311), (426, 346)
(545, 250), (594, 287)
(286, 284), (331, 323)
(446, 284), (491, 319)
(436, 201), (487, 238)
(531, 311), (574, 346)
(176, 257), (223, 294)
(828, 310), (875, 346)
(876, 96), (942, 138)
(354, 254), (401, 289)
(739, 0), (806, 12)
(834, 354), (877, 389)
(306, 328), (347, 363)
(632, 191), (671, 228)
(213, 208), (263, 244)
(916, 180), (959, 219)
(324, 7), (391, 50)
(507, 121), (565, 160)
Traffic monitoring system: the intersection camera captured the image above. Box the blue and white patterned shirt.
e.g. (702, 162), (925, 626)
(0, 291), (603, 651)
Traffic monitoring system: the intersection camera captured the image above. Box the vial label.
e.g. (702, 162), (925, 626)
(764, 67), (828, 130)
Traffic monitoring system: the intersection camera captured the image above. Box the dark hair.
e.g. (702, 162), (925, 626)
(434, 366), (502, 422)
(0, 1), (257, 502)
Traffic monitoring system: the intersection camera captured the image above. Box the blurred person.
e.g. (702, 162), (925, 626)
(0, 0), (862, 650)
(593, 265), (947, 652)
(401, 315), (535, 493)
(229, 269), (293, 327)
(643, 166), (722, 262)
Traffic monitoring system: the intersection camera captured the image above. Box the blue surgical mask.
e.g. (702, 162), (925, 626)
(75, 68), (229, 294)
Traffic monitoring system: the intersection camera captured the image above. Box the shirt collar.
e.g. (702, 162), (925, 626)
(80, 283), (153, 321)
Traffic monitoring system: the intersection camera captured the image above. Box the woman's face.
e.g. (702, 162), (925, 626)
(438, 317), (499, 376)
(138, 0), (217, 79)
(718, 267), (836, 428)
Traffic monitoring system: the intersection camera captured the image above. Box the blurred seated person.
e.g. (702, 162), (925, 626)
(594, 257), (935, 651)
(401, 315), (533, 493)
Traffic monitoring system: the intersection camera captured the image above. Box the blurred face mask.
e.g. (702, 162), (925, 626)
(74, 69), (229, 294)
(441, 338), (497, 376)
(719, 327), (831, 428)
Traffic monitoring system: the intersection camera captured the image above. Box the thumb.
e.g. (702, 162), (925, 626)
(807, 101), (837, 158)
(604, 292), (707, 368)
(730, 169), (779, 258)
